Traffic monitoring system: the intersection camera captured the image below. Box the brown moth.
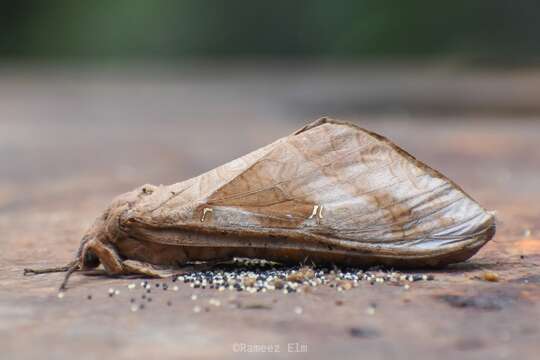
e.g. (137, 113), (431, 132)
(25, 118), (495, 289)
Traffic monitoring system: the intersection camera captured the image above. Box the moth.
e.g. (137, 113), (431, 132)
(25, 118), (495, 290)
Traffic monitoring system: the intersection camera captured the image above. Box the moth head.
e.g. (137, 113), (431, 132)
(27, 183), (166, 291)
(78, 184), (159, 269)
(79, 235), (100, 270)
(76, 217), (109, 271)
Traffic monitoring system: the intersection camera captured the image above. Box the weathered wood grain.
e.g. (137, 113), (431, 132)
(0, 65), (539, 360)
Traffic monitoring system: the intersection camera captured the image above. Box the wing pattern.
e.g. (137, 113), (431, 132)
(141, 118), (493, 254)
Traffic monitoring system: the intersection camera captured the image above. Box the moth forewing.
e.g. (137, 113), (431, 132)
(25, 118), (495, 290)
(127, 118), (494, 260)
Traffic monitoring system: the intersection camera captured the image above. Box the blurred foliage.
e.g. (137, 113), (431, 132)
(0, 0), (539, 60)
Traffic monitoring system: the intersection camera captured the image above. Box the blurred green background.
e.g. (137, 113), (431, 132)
(1, 0), (539, 62)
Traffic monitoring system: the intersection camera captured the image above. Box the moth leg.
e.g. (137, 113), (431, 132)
(210, 258), (233, 265)
(87, 241), (124, 275)
(170, 258), (232, 276)
(122, 260), (176, 278)
(122, 259), (230, 278)
(195, 258), (232, 267)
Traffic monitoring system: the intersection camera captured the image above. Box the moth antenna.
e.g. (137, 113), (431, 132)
(23, 235), (90, 291)
(23, 258), (81, 292)
(23, 260), (78, 275)
(58, 260), (81, 291)
(57, 235), (94, 290)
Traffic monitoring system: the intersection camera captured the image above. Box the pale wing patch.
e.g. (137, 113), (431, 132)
(200, 207), (213, 222)
(308, 205), (319, 219)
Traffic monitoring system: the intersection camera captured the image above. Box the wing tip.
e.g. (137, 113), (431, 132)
(293, 116), (353, 135)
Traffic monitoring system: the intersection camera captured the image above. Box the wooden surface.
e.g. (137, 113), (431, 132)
(1, 63), (539, 360)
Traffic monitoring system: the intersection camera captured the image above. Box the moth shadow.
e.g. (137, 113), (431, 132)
(430, 260), (501, 274)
